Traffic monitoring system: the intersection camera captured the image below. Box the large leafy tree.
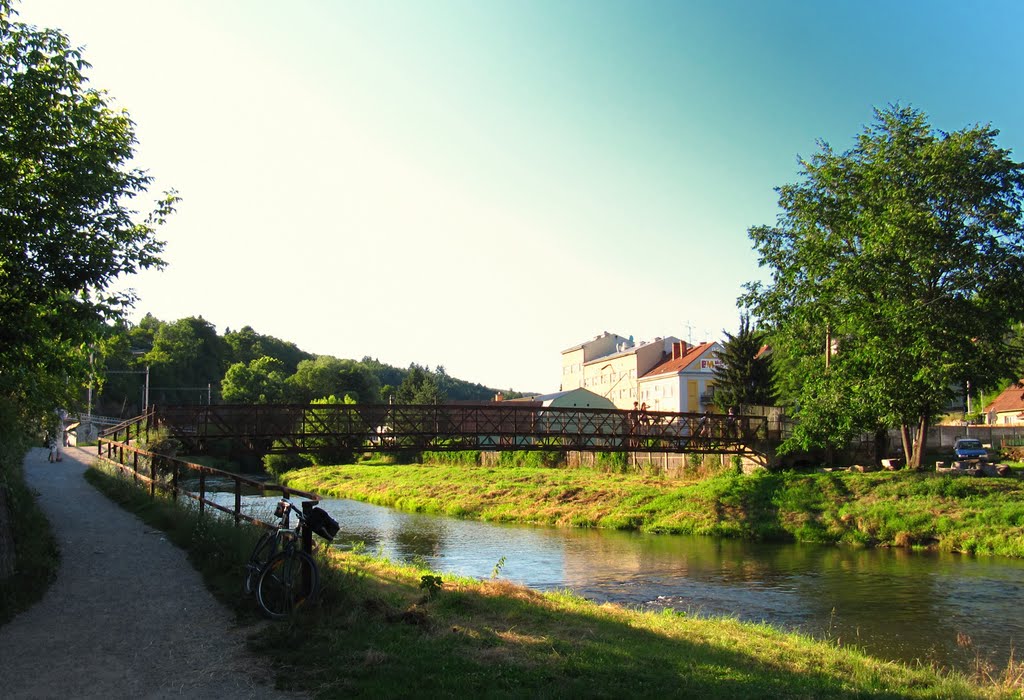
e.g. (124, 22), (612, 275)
(144, 317), (226, 404)
(221, 356), (287, 404)
(712, 314), (774, 412)
(287, 356), (380, 404)
(0, 1), (176, 424)
(224, 326), (311, 375)
(743, 105), (1024, 467)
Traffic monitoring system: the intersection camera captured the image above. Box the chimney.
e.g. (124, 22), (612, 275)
(672, 341), (685, 360)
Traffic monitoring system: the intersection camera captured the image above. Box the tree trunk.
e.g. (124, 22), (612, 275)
(873, 428), (889, 466)
(899, 424), (912, 466)
(910, 414), (929, 469)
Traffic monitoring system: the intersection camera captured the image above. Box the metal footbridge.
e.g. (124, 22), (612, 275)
(139, 403), (767, 456)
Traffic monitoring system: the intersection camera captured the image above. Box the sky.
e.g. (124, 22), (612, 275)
(15, 0), (1024, 393)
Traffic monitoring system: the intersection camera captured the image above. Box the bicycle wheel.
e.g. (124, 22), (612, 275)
(256, 549), (319, 619)
(244, 531), (278, 595)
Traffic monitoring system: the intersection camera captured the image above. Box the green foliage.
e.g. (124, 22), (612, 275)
(0, 3), (176, 420)
(744, 105), (1024, 466)
(91, 321), (509, 417)
(422, 450), (481, 466)
(263, 452), (312, 478)
(221, 356), (287, 404)
(418, 574), (443, 599)
(490, 555), (506, 579)
(712, 314), (774, 411)
(0, 405), (59, 624)
(497, 451), (563, 469)
(287, 355), (381, 404)
(593, 451), (629, 472)
(395, 365), (444, 404)
(144, 317), (227, 403)
(297, 395), (364, 466)
(138, 427), (182, 458)
(224, 325), (312, 375)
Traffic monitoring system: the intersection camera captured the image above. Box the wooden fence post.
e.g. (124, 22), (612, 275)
(301, 500), (315, 594)
(171, 461), (179, 501)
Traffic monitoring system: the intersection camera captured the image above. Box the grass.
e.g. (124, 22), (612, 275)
(76, 460), (1021, 697)
(281, 461), (1024, 558)
(0, 441), (60, 625)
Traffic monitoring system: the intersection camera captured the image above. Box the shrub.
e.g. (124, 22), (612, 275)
(593, 452), (629, 473)
(263, 452), (312, 478)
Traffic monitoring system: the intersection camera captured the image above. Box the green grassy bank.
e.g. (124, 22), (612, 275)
(281, 462), (1024, 558)
(83, 462), (1018, 698)
(0, 441), (59, 625)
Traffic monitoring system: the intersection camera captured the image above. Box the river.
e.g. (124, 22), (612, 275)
(210, 487), (1023, 672)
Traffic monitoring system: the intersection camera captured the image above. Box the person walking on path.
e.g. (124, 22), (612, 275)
(0, 446), (303, 699)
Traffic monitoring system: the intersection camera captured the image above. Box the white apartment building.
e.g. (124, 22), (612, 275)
(560, 332), (723, 413)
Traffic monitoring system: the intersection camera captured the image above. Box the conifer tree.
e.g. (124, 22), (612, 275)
(712, 315), (774, 411)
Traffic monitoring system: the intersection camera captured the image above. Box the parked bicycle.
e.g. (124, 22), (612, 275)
(245, 497), (339, 619)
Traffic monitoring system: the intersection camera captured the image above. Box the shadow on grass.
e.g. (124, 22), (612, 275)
(83, 463), (989, 699)
(263, 550), (984, 700)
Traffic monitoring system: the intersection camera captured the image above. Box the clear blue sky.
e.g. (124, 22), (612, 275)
(17, 0), (1024, 392)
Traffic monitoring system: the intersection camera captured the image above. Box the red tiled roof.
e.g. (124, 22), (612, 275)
(642, 341), (716, 378)
(984, 382), (1024, 414)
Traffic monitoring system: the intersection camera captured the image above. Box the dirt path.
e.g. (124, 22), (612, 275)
(0, 446), (304, 699)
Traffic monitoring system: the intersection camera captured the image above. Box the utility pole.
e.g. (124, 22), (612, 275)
(825, 324), (832, 370)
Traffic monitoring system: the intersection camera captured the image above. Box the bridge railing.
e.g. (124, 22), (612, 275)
(97, 419), (319, 528)
(153, 403), (768, 456)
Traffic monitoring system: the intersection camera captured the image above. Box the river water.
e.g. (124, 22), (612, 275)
(212, 488), (1023, 672)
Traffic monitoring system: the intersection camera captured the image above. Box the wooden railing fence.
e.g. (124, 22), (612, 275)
(97, 412), (319, 528)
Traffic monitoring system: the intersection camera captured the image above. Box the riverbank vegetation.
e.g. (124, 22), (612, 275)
(83, 462), (1018, 698)
(0, 438), (59, 625)
(282, 461), (1024, 558)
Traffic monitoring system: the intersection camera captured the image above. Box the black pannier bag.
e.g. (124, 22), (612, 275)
(307, 506), (340, 541)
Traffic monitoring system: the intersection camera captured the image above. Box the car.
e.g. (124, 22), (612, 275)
(953, 438), (987, 461)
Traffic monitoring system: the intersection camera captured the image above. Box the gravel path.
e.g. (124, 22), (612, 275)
(0, 446), (305, 699)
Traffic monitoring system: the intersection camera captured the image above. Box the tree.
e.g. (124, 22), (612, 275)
(224, 326), (312, 375)
(395, 365), (444, 404)
(0, 2), (176, 424)
(743, 105), (1024, 467)
(144, 317), (226, 404)
(221, 357), (287, 404)
(712, 314), (774, 411)
(287, 356), (380, 404)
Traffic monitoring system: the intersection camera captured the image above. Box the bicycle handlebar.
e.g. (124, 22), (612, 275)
(274, 498), (308, 524)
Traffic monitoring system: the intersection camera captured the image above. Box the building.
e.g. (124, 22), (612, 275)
(561, 333), (681, 410)
(984, 382), (1024, 425)
(639, 340), (723, 413)
(560, 332), (633, 393)
(560, 332), (723, 414)
(525, 388), (617, 410)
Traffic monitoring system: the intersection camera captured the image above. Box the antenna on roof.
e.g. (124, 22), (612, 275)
(683, 320), (694, 345)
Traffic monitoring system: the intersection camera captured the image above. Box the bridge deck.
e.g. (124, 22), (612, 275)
(154, 403), (767, 456)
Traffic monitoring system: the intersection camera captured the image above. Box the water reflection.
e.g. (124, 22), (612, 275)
(208, 492), (1022, 671)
